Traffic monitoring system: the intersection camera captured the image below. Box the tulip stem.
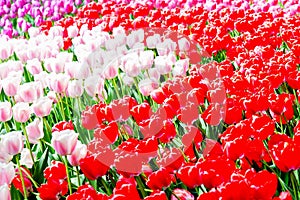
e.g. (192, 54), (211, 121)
(16, 155), (28, 200)
(101, 177), (112, 195)
(56, 94), (66, 121)
(112, 78), (121, 99)
(21, 123), (35, 166)
(63, 156), (73, 195)
(4, 122), (10, 133)
(76, 166), (81, 186)
(135, 175), (147, 198)
(43, 117), (52, 142)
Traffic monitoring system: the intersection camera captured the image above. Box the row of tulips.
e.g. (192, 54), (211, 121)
(1, 0), (300, 200)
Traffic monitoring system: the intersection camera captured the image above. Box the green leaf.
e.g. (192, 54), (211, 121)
(33, 148), (50, 184)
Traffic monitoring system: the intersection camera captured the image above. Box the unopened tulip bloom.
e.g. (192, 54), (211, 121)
(51, 129), (79, 156)
(0, 184), (11, 200)
(67, 141), (87, 166)
(0, 162), (15, 186)
(25, 118), (44, 144)
(0, 131), (24, 156)
(31, 97), (53, 117)
(12, 102), (32, 123)
(0, 101), (12, 122)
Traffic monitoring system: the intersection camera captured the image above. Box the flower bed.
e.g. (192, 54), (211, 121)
(0, 0), (300, 199)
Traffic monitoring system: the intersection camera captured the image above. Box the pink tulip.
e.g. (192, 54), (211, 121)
(46, 91), (58, 104)
(138, 78), (159, 96)
(26, 58), (43, 75)
(0, 63), (10, 79)
(178, 37), (190, 52)
(1, 131), (24, 156)
(124, 57), (141, 77)
(12, 102), (32, 123)
(67, 80), (83, 98)
(20, 148), (35, 168)
(51, 129), (79, 156)
(67, 141), (87, 166)
(0, 144), (13, 163)
(84, 76), (99, 97)
(31, 97), (53, 117)
(17, 82), (43, 103)
(65, 62), (90, 79)
(44, 57), (65, 73)
(0, 184), (11, 200)
(102, 63), (118, 80)
(25, 118), (44, 144)
(2, 75), (22, 97)
(173, 59), (189, 77)
(48, 73), (70, 93)
(146, 68), (160, 81)
(146, 34), (161, 49)
(0, 162), (15, 186)
(0, 101), (12, 122)
(0, 40), (12, 60)
(139, 50), (154, 70)
(34, 71), (49, 89)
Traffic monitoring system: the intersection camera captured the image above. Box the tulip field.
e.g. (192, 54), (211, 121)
(1, 0), (300, 199)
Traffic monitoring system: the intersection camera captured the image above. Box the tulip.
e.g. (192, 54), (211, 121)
(0, 184), (11, 200)
(139, 50), (154, 70)
(66, 79), (84, 98)
(12, 102), (32, 123)
(124, 56), (141, 77)
(2, 75), (22, 97)
(31, 97), (53, 118)
(51, 129), (79, 156)
(1, 131), (24, 156)
(0, 143), (13, 163)
(0, 101), (12, 122)
(17, 82), (43, 103)
(173, 59), (189, 77)
(25, 118), (44, 144)
(0, 162), (15, 185)
(67, 141), (87, 166)
(20, 148), (35, 168)
(26, 58), (43, 75)
(178, 37), (190, 52)
(48, 73), (70, 93)
(138, 78), (159, 96)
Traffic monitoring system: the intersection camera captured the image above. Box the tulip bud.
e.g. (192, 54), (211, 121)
(51, 129), (79, 156)
(67, 141), (87, 166)
(0, 162), (15, 185)
(0, 131), (24, 156)
(12, 102), (32, 123)
(31, 97), (53, 118)
(0, 101), (12, 122)
(66, 79), (84, 98)
(25, 118), (44, 144)
(139, 78), (159, 96)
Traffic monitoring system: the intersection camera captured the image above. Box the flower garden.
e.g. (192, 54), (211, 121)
(0, 0), (300, 199)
